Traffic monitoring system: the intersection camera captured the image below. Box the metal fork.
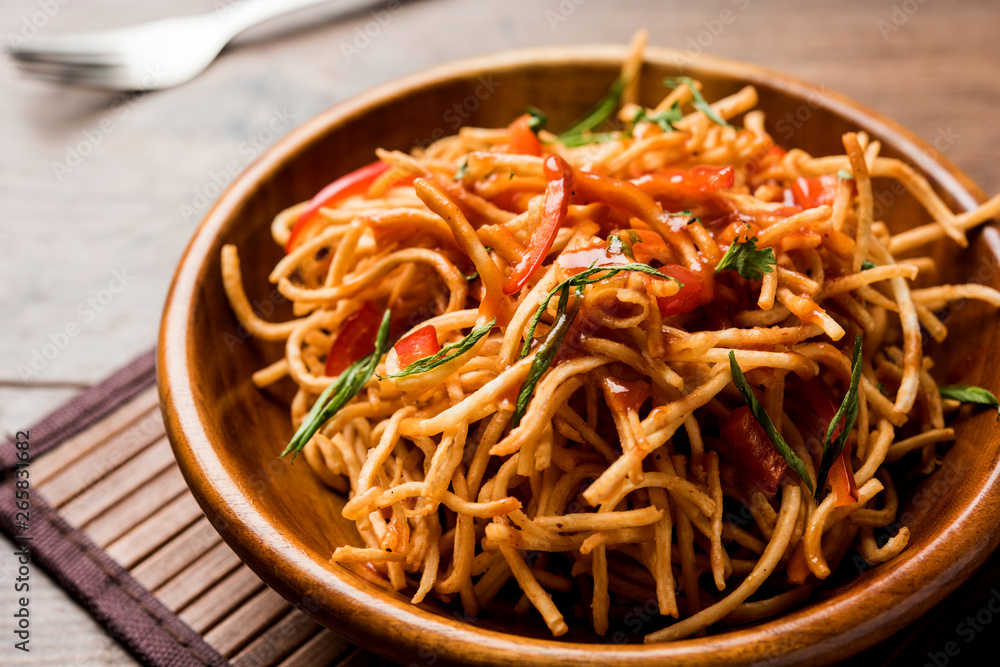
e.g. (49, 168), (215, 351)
(8, 0), (361, 91)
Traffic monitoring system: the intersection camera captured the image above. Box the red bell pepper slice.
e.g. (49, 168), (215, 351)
(602, 376), (651, 414)
(506, 113), (543, 157)
(828, 449), (859, 507)
(745, 145), (787, 177)
(503, 154), (572, 295)
(654, 264), (713, 317)
(632, 165), (735, 200)
(285, 161), (390, 253)
(786, 542), (811, 584)
(393, 325), (441, 367)
(720, 405), (789, 495)
(789, 174), (839, 209)
(324, 301), (380, 377)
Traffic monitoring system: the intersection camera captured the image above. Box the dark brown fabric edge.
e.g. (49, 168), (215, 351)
(0, 348), (158, 474)
(0, 481), (228, 667)
(0, 348), (230, 666)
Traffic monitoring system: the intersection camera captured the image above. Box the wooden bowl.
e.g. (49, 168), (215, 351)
(159, 45), (1000, 665)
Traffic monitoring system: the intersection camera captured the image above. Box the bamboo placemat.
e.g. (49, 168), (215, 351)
(0, 350), (996, 666)
(0, 352), (389, 667)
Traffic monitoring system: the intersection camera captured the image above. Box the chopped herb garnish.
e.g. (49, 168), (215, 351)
(939, 385), (1000, 420)
(388, 318), (496, 378)
(632, 100), (684, 132)
(814, 335), (864, 501)
(837, 169), (854, 180)
(558, 131), (619, 147)
(522, 262), (682, 359)
(728, 351), (813, 492)
(513, 288), (578, 426)
(606, 233), (637, 261)
(281, 309), (392, 460)
(860, 259), (878, 271)
(454, 158), (469, 181)
(526, 107), (548, 133)
(876, 382), (887, 396)
(664, 76), (737, 130)
(715, 234), (776, 281)
(561, 77), (627, 138)
(525, 75), (638, 147)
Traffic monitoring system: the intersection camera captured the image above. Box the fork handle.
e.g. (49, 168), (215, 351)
(220, 0), (360, 35)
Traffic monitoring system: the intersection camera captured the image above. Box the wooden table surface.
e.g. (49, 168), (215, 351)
(1, 0), (999, 664)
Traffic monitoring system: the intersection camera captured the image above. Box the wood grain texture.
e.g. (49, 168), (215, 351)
(179, 565), (267, 634)
(158, 43), (1000, 665)
(105, 491), (205, 567)
(4, 0), (1000, 664)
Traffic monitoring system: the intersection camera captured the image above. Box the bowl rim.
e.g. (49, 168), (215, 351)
(159, 44), (999, 666)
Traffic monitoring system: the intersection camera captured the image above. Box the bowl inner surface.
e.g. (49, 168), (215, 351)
(159, 45), (1000, 665)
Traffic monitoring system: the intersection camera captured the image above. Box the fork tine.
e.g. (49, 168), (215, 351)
(14, 60), (141, 91)
(8, 32), (122, 55)
(14, 64), (101, 87)
(11, 49), (125, 67)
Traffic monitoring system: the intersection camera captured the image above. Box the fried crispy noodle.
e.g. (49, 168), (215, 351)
(220, 33), (1000, 642)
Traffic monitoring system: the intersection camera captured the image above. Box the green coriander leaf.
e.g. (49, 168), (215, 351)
(513, 288), (578, 426)
(282, 309), (392, 460)
(625, 230), (642, 245)
(454, 158), (469, 181)
(876, 382), (887, 396)
(814, 335), (864, 501)
(632, 100), (684, 132)
(837, 169), (854, 180)
(715, 235), (776, 281)
(860, 259), (878, 271)
(939, 385), (1000, 420)
(388, 319), (496, 378)
(526, 106), (548, 133)
(728, 351), (814, 491)
(664, 76), (737, 130)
